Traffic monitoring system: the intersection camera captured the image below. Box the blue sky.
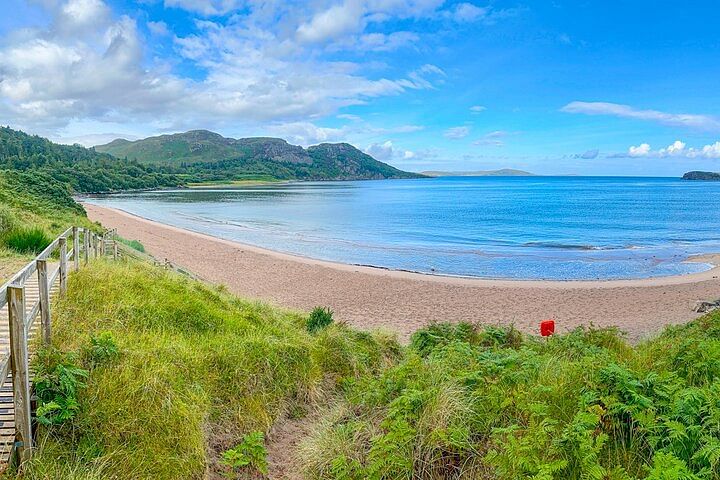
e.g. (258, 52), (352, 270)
(1, 0), (720, 175)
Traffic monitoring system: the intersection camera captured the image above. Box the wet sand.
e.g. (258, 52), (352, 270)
(85, 203), (720, 342)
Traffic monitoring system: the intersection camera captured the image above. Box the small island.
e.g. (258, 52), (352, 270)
(682, 171), (720, 181)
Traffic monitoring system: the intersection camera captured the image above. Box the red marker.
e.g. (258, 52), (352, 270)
(540, 319), (555, 337)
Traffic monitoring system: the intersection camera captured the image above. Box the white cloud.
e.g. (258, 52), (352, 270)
(444, 126), (470, 139)
(451, 3), (488, 22)
(473, 130), (509, 146)
(0, 0), (445, 134)
(365, 140), (415, 162)
(562, 101), (720, 132)
(163, 0), (244, 16)
(469, 105), (486, 113)
(297, 0), (365, 44)
(628, 143), (651, 157)
(626, 140), (720, 159)
(56, 0), (111, 34)
(663, 140), (686, 155)
(264, 122), (346, 145)
(147, 20), (170, 37)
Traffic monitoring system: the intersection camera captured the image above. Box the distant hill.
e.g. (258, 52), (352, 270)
(0, 126), (182, 193)
(421, 168), (536, 177)
(682, 171), (720, 181)
(96, 130), (422, 181)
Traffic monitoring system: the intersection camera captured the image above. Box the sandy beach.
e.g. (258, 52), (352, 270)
(85, 203), (720, 342)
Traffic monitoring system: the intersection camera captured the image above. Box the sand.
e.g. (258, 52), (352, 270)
(84, 203), (720, 343)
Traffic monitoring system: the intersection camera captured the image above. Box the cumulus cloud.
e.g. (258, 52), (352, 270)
(365, 140), (414, 162)
(0, 0), (447, 133)
(626, 140), (720, 159)
(561, 101), (720, 132)
(469, 105), (486, 113)
(444, 126), (471, 139)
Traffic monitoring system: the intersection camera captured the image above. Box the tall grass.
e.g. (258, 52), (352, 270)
(1, 226), (52, 254)
(19, 260), (399, 479)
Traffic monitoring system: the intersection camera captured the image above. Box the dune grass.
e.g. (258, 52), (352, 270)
(299, 319), (720, 479)
(17, 260), (400, 479)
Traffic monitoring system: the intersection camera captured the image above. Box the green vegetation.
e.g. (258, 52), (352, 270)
(0, 169), (96, 270)
(117, 237), (145, 253)
(1, 227), (52, 254)
(19, 260), (399, 479)
(1, 127), (182, 193)
(307, 306), (335, 333)
(96, 129), (424, 181)
(12, 252), (720, 479)
(221, 431), (269, 476)
(299, 320), (720, 479)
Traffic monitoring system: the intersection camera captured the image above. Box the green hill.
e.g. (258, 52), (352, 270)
(0, 127), (183, 193)
(96, 130), (423, 181)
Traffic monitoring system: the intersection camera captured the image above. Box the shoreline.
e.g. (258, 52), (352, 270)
(82, 202), (720, 289)
(84, 202), (720, 342)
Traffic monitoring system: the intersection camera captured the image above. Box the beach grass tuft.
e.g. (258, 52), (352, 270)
(1, 226), (53, 254)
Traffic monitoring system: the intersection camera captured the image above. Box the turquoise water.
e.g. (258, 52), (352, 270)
(84, 177), (720, 280)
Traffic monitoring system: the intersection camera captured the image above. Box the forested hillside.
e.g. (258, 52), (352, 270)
(0, 127), (182, 193)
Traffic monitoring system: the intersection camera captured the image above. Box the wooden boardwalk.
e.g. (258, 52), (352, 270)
(0, 226), (105, 470)
(0, 266), (51, 464)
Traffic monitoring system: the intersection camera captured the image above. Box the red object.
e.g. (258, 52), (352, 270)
(540, 319), (555, 337)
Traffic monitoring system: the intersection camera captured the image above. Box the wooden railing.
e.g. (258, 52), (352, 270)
(0, 226), (111, 467)
(0, 224), (206, 469)
(0, 226), (202, 468)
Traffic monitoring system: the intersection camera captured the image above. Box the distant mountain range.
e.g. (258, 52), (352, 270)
(683, 171), (720, 181)
(421, 168), (536, 177)
(96, 130), (422, 181)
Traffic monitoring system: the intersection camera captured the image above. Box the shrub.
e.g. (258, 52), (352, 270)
(307, 306), (334, 333)
(81, 332), (120, 368)
(2, 226), (53, 254)
(34, 348), (89, 426)
(221, 431), (268, 476)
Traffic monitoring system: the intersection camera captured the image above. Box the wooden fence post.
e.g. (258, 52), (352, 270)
(59, 237), (68, 295)
(7, 285), (32, 464)
(83, 230), (90, 265)
(113, 240), (118, 260)
(37, 260), (52, 344)
(93, 234), (99, 259)
(73, 227), (80, 271)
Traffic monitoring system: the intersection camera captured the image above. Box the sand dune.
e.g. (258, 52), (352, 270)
(85, 203), (720, 343)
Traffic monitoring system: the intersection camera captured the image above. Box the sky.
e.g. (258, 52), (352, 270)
(1, 0), (720, 175)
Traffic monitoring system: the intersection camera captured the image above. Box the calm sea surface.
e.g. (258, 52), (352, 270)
(84, 177), (720, 280)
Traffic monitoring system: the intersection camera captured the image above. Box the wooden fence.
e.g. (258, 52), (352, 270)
(0, 227), (122, 469)
(0, 226), (202, 470)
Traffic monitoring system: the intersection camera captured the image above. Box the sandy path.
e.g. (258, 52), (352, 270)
(85, 203), (720, 343)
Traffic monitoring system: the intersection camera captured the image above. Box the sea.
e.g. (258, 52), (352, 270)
(83, 176), (720, 281)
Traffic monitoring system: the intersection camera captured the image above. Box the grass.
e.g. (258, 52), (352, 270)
(18, 259), (720, 480)
(1, 226), (53, 254)
(17, 260), (400, 479)
(298, 320), (720, 479)
(117, 237), (145, 253)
